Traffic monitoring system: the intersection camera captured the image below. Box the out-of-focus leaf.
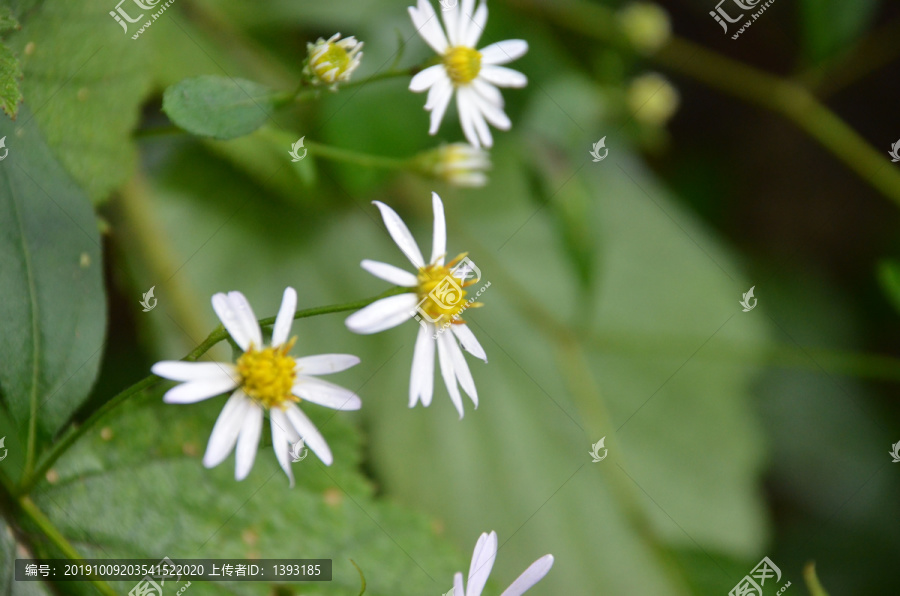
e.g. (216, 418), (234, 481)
(6, 0), (152, 203)
(25, 386), (458, 595)
(799, 0), (880, 63)
(876, 259), (900, 315)
(0, 7), (21, 119)
(0, 105), (106, 446)
(0, 42), (22, 120)
(0, 516), (53, 596)
(0, 7), (19, 31)
(163, 75), (277, 140)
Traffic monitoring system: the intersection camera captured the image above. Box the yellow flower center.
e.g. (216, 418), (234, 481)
(237, 338), (298, 409)
(416, 254), (480, 325)
(443, 46), (482, 85)
(311, 45), (351, 81)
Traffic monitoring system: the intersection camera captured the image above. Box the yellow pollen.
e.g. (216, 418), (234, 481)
(237, 338), (298, 409)
(416, 253), (479, 325)
(443, 46), (482, 85)
(311, 45), (351, 81)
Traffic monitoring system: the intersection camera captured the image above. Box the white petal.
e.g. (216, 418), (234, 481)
(410, 324), (436, 408)
(444, 331), (478, 406)
(410, 64), (446, 92)
(345, 293), (418, 335)
(227, 291), (263, 348)
(211, 291), (263, 351)
(271, 409), (298, 488)
(372, 201), (425, 268)
(427, 78), (454, 135)
(441, 0), (460, 47)
(293, 377), (362, 411)
(361, 260), (418, 287)
(436, 328), (465, 418)
(454, 572), (466, 596)
(467, 87), (512, 130)
(212, 293), (252, 351)
(499, 555), (554, 596)
(479, 40), (528, 65)
(203, 391), (251, 468)
(451, 324), (487, 361)
(162, 373), (238, 404)
(479, 65), (527, 88)
(472, 78), (504, 108)
(152, 361), (237, 383)
(285, 404), (333, 465)
(460, 88), (493, 148)
(294, 354), (361, 375)
(409, 0), (449, 54)
(463, 1), (488, 47)
(456, 0), (476, 47)
(467, 531), (497, 596)
(457, 91), (481, 149)
(272, 287), (297, 347)
(431, 192), (447, 265)
(235, 403), (263, 480)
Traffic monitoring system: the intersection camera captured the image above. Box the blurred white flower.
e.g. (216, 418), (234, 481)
(408, 0), (528, 148)
(452, 531), (554, 596)
(152, 287), (362, 487)
(415, 143), (491, 187)
(345, 192), (487, 418)
(304, 33), (364, 88)
(627, 72), (680, 127)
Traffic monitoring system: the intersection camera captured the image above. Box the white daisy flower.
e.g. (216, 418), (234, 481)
(151, 287), (362, 487)
(408, 0), (528, 148)
(344, 192), (487, 418)
(452, 531), (554, 596)
(304, 33), (364, 88)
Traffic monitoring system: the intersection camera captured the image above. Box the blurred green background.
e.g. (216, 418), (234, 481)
(1, 0), (900, 594)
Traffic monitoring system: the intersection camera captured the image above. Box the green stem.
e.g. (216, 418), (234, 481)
(273, 67), (418, 106)
(16, 496), (119, 596)
(19, 287), (409, 495)
(305, 139), (411, 170)
(504, 0), (900, 210)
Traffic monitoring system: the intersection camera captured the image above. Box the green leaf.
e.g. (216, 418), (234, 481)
(0, 105), (106, 453)
(0, 7), (18, 32)
(876, 259), (900, 315)
(23, 388), (458, 595)
(0, 41), (22, 120)
(0, 516), (54, 596)
(163, 75), (278, 140)
(6, 0), (153, 203)
(799, 0), (880, 64)
(0, 7), (22, 119)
